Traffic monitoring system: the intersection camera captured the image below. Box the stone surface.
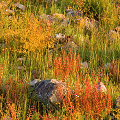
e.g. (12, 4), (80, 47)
(53, 13), (65, 19)
(115, 96), (120, 109)
(17, 57), (25, 61)
(30, 79), (40, 86)
(5, 9), (14, 14)
(89, 18), (99, 28)
(115, 26), (120, 32)
(52, 33), (68, 49)
(67, 11), (82, 17)
(30, 79), (68, 108)
(97, 82), (107, 93)
(39, 14), (56, 26)
(100, 61), (120, 82)
(80, 62), (88, 69)
(14, 3), (25, 10)
(78, 17), (99, 29)
(108, 30), (119, 41)
(108, 61), (120, 81)
(54, 33), (65, 39)
(64, 41), (79, 51)
(61, 18), (69, 27)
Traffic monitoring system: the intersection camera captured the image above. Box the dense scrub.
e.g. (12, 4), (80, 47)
(0, 0), (120, 119)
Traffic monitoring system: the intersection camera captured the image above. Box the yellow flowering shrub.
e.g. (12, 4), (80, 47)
(0, 7), (53, 54)
(20, 14), (52, 53)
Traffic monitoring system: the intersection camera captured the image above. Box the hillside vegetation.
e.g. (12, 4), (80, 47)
(0, 0), (120, 119)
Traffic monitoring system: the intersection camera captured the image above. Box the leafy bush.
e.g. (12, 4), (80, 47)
(1, 11), (53, 55)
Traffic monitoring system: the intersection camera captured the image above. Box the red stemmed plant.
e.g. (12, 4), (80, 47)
(53, 51), (112, 119)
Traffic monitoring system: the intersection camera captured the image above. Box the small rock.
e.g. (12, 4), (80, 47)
(17, 58), (25, 61)
(64, 41), (79, 51)
(53, 33), (67, 46)
(30, 79), (41, 86)
(115, 26), (120, 33)
(67, 11), (82, 17)
(100, 61), (120, 82)
(53, 13), (65, 19)
(39, 13), (56, 26)
(14, 3), (25, 10)
(108, 61), (120, 81)
(78, 17), (99, 29)
(30, 79), (68, 108)
(89, 18), (99, 28)
(115, 95), (120, 109)
(97, 82), (107, 93)
(5, 9), (14, 14)
(61, 18), (69, 27)
(80, 62), (88, 69)
(108, 30), (119, 41)
(54, 33), (65, 39)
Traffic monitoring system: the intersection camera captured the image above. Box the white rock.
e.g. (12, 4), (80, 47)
(30, 79), (41, 86)
(55, 33), (65, 39)
(14, 3), (25, 10)
(97, 82), (107, 93)
(5, 9), (14, 14)
(80, 62), (88, 69)
(17, 58), (25, 61)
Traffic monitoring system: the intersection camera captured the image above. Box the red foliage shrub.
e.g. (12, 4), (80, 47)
(53, 51), (112, 119)
(5, 77), (28, 104)
(54, 51), (81, 81)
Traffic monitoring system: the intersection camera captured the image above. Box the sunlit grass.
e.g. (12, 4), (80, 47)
(0, 0), (120, 119)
